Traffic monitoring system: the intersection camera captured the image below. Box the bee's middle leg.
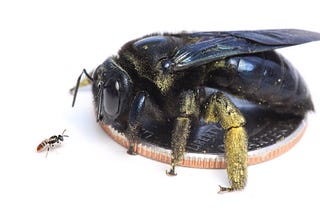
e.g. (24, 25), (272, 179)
(166, 116), (191, 176)
(167, 90), (200, 176)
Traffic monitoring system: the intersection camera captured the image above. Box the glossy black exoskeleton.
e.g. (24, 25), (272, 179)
(72, 29), (320, 192)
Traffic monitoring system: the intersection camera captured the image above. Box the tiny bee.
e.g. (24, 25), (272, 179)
(36, 129), (69, 157)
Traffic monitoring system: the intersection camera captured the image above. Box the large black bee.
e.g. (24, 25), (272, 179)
(71, 29), (320, 192)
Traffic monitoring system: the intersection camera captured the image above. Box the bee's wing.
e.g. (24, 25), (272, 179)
(171, 29), (320, 71)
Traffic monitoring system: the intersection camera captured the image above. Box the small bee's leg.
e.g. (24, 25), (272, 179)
(166, 90), (199, 176)
(127, 92), (147, 155)
(45, 147), (50, 158)
(204, 92), (247, 192)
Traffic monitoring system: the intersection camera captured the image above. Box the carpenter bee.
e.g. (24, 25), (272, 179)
(37, 129), (68, 157)
(71, 29), (320, 192)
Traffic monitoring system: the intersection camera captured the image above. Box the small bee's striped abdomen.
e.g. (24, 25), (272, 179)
(36, 140), (48, 152)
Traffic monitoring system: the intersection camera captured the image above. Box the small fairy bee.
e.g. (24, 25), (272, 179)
(36, 129), (69, 157)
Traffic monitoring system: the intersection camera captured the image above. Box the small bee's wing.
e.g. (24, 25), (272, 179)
(171, 29), (320, 71)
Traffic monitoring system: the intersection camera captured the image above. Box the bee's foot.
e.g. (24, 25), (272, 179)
(166, 165), (177, 176)
(217, 185), (244, 193)
(127, 144), (137, 155)
(218, 185), (234, 193)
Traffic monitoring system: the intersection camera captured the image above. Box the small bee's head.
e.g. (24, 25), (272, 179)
(92, 57), (133, 129)
(57, 135), (64, 142)
(57, 130), (68, 142)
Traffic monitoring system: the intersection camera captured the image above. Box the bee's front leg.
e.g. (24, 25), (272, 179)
(166, 90), (200, 176)
(126, 92), (147, 155)
(204, 92), (248, 192)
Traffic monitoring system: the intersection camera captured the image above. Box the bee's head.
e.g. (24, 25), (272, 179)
(92, 58), (133, 127)
(57, 135), (64, 142)
(57, 130), (68, 142)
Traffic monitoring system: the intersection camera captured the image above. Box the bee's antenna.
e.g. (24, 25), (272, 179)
(61, 129), (69, 137)
(96, 81), (104, 122)
(71, 69), (93, 107)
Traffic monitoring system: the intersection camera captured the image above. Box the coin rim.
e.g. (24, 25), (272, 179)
(99, 119), (307, 169)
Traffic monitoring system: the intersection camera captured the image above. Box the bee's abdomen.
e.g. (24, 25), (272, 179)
(36, 141), (48, 152)
(210, 51), (313, 116)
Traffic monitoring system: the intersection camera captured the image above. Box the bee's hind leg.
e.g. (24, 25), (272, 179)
(204, 92), (248, 193)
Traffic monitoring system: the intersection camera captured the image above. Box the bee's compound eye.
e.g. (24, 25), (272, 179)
(103, 79), (120, 116)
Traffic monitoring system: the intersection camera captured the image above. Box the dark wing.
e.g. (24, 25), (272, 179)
(172, 29), (320, 71)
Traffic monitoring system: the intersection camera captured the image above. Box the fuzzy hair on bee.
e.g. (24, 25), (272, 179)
(71, 29), (320, 192)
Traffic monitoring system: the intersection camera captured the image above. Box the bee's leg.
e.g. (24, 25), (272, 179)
(45, 147), (50, 158)
(126, 124), (139, 155)
(204, 92), (248, 192)
(127, 92), (147, 155)
(166, 90), (199, 176)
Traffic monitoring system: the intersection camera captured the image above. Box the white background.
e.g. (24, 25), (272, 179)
(1, 0), (320, 213)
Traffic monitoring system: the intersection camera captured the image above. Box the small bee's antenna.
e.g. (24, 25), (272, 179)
(71, 69), (93, 107)
(61, 129), (69, 138)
